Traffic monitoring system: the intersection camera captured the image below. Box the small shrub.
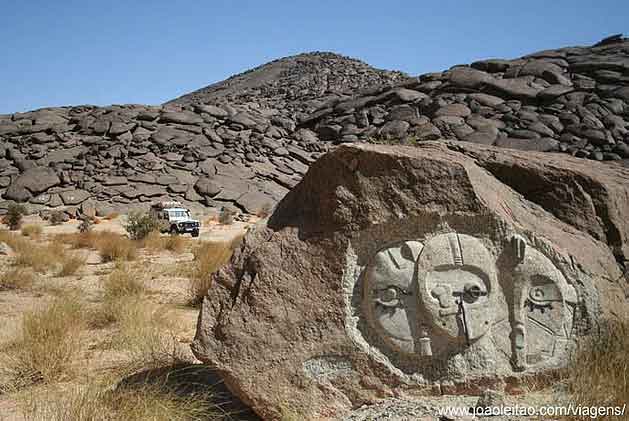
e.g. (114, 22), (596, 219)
(21, 224), (43, 238)
(98, 235), (137, 262)
(49, 211), (66, 226)
(5, 203), (27, 230)
(0, 268), (35, 291)
(0, 295), (85, 387)
(56, 253), (86, 277)
(124, 211), (160, 241)
(218, 207), (235, 225)
(187, 241), (234, 306)
(78, 217), (94, 233)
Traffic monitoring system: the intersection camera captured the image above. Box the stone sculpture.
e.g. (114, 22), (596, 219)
(193, 142), (629, 420)
(356, 232), (577, 378)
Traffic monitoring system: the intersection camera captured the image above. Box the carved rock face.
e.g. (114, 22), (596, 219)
(192, 143), (629, 420)
(358, 232), (577, 375)
(363, 241), (423, 354)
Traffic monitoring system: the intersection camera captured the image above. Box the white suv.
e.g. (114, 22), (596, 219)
(150, 201), (201, 237)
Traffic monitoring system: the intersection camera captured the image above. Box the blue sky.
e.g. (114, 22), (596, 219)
(1, 0), (627, 114)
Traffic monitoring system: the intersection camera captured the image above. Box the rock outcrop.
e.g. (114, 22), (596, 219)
(192, 141), (629, 420)
(302, 35), (629, 162)
(1, 37), (629, 217)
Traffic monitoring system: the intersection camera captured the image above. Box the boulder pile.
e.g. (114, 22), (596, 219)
(0, 52), (405, 216)
(1, 36), (628, 217)
(303, 34), (629, 160)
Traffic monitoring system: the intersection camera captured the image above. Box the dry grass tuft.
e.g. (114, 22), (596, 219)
(114, 304), (184, 372)
(103, 264), (146, 300)
(0, 295), (85, 389)
(0, 268), (35, 291)
(14, 244), (60, 273)
(56, 252), (86, 277)
(1, 232), (84, 275)
(21, 224), (43, 238)
(97, 234), (137, 262)
(566, 319), (629, 418)
(55, 231), (137, 262)
(0, 229), (30, 254)
(18, 373), (222, 421)
(186, 241), (235, 306)
(89, 264), (146, 328)
(142, 231), (188, 254)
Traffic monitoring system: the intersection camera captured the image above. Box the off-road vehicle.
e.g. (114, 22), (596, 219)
(150, 201), (201, 237)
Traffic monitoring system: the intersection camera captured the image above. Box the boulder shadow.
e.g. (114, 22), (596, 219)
(118, 363), (261, 420)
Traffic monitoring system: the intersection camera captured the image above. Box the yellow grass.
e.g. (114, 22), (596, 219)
(0, 229), (30, 254)
(565, 319), (629, 419)
(0, 295), (85, 389)
(55, 231), (137, 262)
(187, 241), (235, 306)
(56, 253), (86, 277)
(0, 267), (35, 291)
(21, 224), (43, 238)
(141, 231), (188, 254)
(13, 244), (60, 273)
(18, 374), (220, 421)
(103, 264), (146, 300)
(90, 264), (146, 328)
(114, 302), (184, 372)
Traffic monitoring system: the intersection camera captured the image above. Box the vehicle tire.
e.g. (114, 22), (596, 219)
(169, 225), (179, 235)
(191, 229), (200, 238)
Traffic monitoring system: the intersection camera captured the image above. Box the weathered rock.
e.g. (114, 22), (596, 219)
(60, 189), (91, 205)
(159, 111), (204, 125)
(192, 142), (629, 420)
(194, 177), (221, 197)
(4, 167), (60, 201)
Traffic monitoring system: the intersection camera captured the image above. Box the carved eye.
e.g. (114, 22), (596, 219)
(374, 286), (409, 308)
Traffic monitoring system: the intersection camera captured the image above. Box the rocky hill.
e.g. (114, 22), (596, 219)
(1, 36), (628, 217)
(167, 52), (409, 116)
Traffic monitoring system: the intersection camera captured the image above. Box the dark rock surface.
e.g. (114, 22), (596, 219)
(1, 37), (629, 215)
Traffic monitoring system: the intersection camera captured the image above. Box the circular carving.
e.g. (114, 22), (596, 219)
(362, 241), (423, 354)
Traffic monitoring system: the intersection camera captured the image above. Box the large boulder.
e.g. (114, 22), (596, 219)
(4, 166), (60, 201)
(193, 141), (629, 420)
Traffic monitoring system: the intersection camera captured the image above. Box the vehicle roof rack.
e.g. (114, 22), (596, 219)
(151, 201), (185, 210)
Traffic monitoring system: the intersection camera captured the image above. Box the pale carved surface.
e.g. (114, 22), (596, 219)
(360, 232), (577, 374)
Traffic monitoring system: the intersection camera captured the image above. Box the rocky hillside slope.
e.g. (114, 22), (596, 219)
(1, 36), (628, 216)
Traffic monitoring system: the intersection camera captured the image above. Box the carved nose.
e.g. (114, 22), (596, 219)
(431, 285), (454, 308)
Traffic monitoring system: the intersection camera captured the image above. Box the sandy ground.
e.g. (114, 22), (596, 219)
(0, 214), (257, 421)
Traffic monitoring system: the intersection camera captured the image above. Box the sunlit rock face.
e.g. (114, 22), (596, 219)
(192, 141), (629, 420)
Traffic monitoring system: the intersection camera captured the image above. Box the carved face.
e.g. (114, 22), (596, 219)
(510, 247), (577, 369)
(417, 233), (497, 341)
(363, 241), (423, 354)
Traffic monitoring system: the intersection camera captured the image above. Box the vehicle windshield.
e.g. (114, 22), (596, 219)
(168, 210), (189, 218)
